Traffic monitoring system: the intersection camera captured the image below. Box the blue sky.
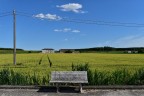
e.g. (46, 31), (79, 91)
(1, 0), (144, 50)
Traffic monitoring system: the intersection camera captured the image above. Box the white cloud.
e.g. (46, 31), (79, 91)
(56, 3), (86, 13)
(34, 13), (62, 20)
(113, 35), (144, 47)
(94, 35), (144, 48)
(72, 30), (80, 33)
(54, 29), (62, 32)
(34, 13), (45, 19)
(54, 28), (80, 33)
(63, 28), (71, 32)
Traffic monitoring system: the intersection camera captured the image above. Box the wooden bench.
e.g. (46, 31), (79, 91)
(49, 71), (88, 93)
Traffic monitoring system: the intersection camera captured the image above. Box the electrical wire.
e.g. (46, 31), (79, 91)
(17, 12), (144, 27)
(62, 17), (144, 25)
(16, 11), (34, 16)
(60, 18), (144, 27)
(0, 14), (12, 17)
(16, 13), (33, 18)
(2, 11), (144, 27)
(0, 11), (11, 15)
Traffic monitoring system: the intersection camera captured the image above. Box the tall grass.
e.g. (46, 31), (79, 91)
(72, 63), (144, 85)
(0, 64), (144, 85)
(0, 69), (50, 85)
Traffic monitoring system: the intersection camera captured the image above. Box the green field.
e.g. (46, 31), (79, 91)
(0, 53), (144, 74)
(0, 53), (144, 85)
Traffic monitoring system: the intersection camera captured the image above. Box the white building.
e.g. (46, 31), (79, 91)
(127, 50), (138, 54)
(42, 48), (54, 53)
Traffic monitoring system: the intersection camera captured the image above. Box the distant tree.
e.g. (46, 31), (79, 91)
(28, 51), (32, 53)
(65, 50), (73, 53)
(138, 50), (144, 53)
(103, 46), (113, 51)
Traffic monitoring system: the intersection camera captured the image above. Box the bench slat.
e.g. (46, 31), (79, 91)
(50, 71), (88, 83)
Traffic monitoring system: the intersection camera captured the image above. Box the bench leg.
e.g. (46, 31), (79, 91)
(56, 83), (59, 93)
(79, 84), (83, 93)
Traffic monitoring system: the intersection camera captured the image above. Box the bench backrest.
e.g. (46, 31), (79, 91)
(50, 71), (88, 83)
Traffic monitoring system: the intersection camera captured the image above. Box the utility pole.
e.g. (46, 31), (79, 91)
(13, 10), (16, 65)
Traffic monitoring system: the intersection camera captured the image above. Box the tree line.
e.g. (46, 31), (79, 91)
(74, 46), (144, 53)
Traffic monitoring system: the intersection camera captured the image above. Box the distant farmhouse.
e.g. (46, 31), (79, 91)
(126, 50), (138, 54)
(42, 48), (54, 53)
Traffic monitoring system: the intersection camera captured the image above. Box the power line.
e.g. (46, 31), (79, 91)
(63, 18), (144, 26)
(0, 14), (12, 17)
(16, 13), (33, 18)
(16, 12), (144, 27)
(60, 19), (144, 27)
(16, 11), (35, 18)
(0, 11), (12, 17)
(2, 11), (144, 27)
(16, 11), (34, 16)
(0, 11), (11, 15)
